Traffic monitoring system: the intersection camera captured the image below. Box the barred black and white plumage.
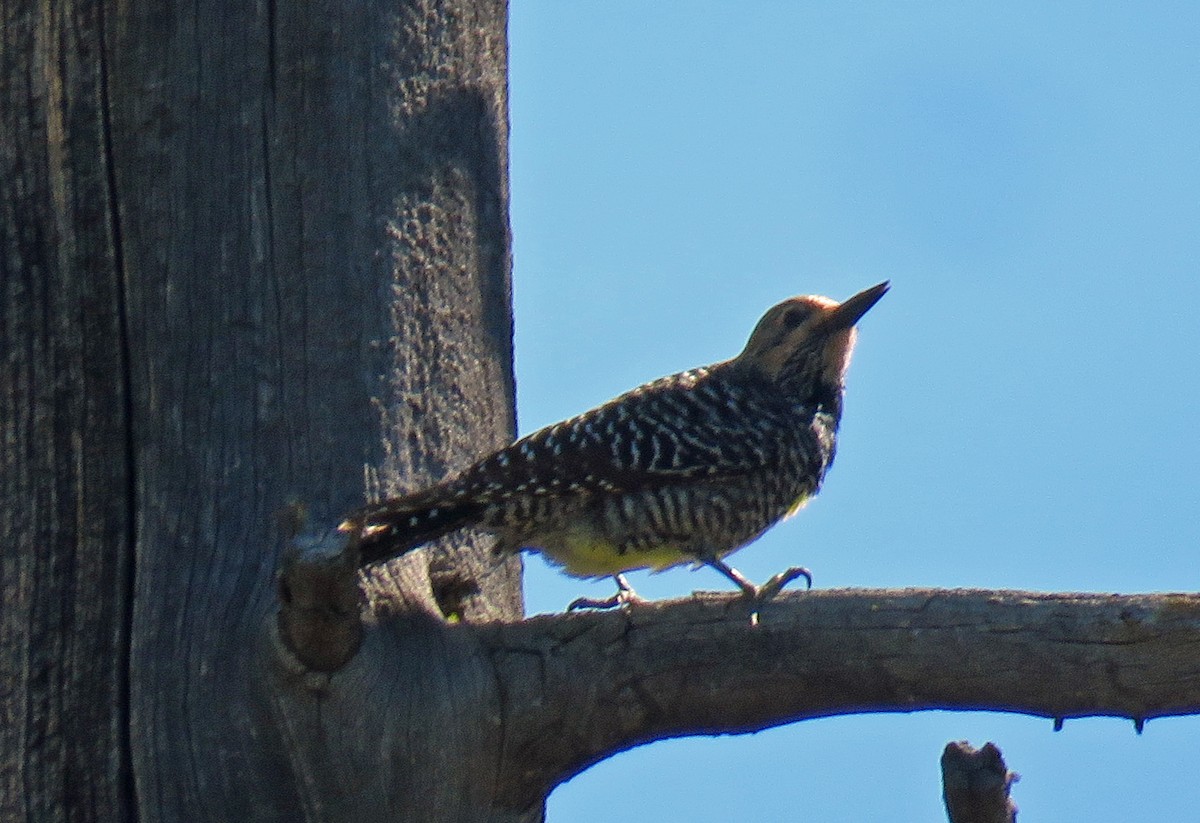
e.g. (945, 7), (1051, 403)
(346, 282), (888, 603)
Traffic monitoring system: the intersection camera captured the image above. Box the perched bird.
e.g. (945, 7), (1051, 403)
(345, 282), (887, 607)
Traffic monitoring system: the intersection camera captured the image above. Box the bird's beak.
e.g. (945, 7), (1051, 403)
(821, 281), (889, 333)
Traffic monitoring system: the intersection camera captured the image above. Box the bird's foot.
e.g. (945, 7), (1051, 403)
(704, 557), (813, 601)
(750, 566), (813, 601)
(701, 558), (812, 626)
(567, 574), (645, 611)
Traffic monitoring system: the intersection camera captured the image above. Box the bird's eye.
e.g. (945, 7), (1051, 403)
(780, 307), (807, 329)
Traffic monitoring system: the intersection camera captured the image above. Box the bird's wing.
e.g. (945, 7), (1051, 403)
(453, 368), (814, 501)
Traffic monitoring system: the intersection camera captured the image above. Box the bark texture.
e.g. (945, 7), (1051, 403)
(3, 0), (518, 820)
(1, 1), (135, 819)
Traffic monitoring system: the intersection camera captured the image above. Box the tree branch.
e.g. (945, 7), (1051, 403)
(276, 529), (363, 673)
(480, 587), (1200, 809)
(941, 741), (1018, 823)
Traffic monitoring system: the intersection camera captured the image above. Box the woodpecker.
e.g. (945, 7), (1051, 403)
(345, 281), (887, 607)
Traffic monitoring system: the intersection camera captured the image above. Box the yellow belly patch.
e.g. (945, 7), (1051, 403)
(535, 530), (690, 579)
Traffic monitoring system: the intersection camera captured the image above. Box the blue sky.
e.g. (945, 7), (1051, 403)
(508, 3), (1200, 819)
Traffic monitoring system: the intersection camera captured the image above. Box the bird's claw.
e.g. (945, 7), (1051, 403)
(751, 565), (813, 601)
(567, 592), (637, 611)
(738, 566), (813, 627)
(567, 574), (644, 611)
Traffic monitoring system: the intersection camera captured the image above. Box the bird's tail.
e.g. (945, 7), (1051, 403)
(343, 484), (481, 565)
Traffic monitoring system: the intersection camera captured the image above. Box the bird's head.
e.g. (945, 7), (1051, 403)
(733, 281), (889, 408)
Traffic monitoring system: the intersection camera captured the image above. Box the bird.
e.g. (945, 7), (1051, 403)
(343, 281), (888, 608)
